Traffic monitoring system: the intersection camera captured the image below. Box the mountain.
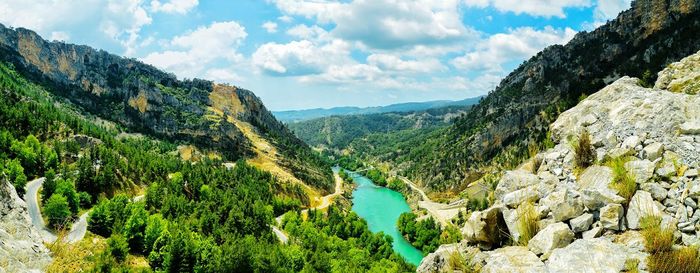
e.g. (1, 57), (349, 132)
(343, 0), (700, 195)
(273, 97), (482, 123)
(0, 24), (333, 196)
(419, 50), (700, 272)
(289, 105), (472, 149)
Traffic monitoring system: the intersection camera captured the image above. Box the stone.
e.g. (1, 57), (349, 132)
(581, 188), (625, 210)
(627, 191), (662, 230)
(624, 160), (655, 184)
(657, 165), (677, 178)
(528, 222), (575, 259)
(545, 238), (647, 273)
(582, 226), (603, 239)
(607, 147), (632, 160)
(686, 169), (699, 178)
(643, 143), (664, 161)
(463, 206), (507, 246)
(577, 166), (613, 191)
(417, 243), (476, 273)
(502, 187), (540, 208)
(569, 213), (594, 233)
(680, 121), (700, 135)
(641, 183), (667, 201)
(495, 170), (540, 200)
(621, 135), (640, 150)
(539, 189), (584, 222)
(600, 203), (624, 231)
(682, 233), (700, 246)
(481, 246), (545, 273)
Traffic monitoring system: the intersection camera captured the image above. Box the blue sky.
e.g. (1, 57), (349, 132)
(0, 0), (631, 110)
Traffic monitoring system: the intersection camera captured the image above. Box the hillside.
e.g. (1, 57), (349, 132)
(289, 105), (472, 149)
(418, 49), (700, 273)
(274, 97), (481, 123)
(344, 0), (700, 195)
(0, 23), (333, 196)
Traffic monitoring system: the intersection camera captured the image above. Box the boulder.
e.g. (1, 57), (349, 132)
(417, 243), (474, 273)
(680, 121), (700, 135)
(546, 238), (647, 273)
(463, 205), (507, 246)
(641, 182), (668, 201)
(627, 190), (662, 230)
(495, 170), (540, 200)
(502, 187), (540, 208)
(569, 213), (594, 233)
(581, 188), (625, 210)
(540, 189), (584, 222)
(643, 143), (664, 161)
(528, 222), (575, 259)
(578, 166), (614, 191)
(600, 203), (624, 230)
(624, 160), (655, 184)
(481, 246), (545, 273)
(582, 226), (603, 239)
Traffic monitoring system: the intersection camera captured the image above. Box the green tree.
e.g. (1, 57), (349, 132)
(88, 200), (114, 237)
(78, 191), (92, 208)
(107, 234), (130, 263)
(144, 214), (167, 254)
(5, 159), (27, 196)
(45, 193), (71, 230)
(55, 178), (79, 214)
(123, 204), (149, 253)
(42, 169), (57, 203)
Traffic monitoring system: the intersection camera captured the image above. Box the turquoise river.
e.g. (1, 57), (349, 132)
(345, 169), (425, 266)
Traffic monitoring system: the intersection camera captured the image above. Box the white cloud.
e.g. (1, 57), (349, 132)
(452, 26), (576, 72)
(278, 15), (294, 23)
(50, 31), (70, 41)
(367, 54), (446, 73)
(150, 0), (198, 14)
(593, 0), (631, 21)
(273, 0), (477, 49)
(205, 68), (243, 83)
(463, 0), (592, 18)
(252, 39), (351, 76)
(142, 21), (247, 80)
(285, 24), (328, 40)
(262, 21), (278, 33)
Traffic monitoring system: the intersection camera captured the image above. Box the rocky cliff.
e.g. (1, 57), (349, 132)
(394, 0), (700, 193)
(418, 50), (700, 272)
(0, 24), (333, 194)
(0, 177), (52, 273)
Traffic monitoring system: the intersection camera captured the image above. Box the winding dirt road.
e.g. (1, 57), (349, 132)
(25, 177), (89, 243)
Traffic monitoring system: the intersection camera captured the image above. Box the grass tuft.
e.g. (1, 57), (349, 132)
(515, 202), (539, 246)
(447, 250), (481, 273)
(573, 130), (595, 171)
(607, 156), (637, 204)
(640, 215), (700, 273)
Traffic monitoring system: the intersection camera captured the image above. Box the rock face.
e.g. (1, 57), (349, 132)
(421, 48), (700, 272)
(481, 247), (545, 273)
(0, 178), (51, 272)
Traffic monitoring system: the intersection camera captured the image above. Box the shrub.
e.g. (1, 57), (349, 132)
(573, 130), (595, 170)
(515, 202), (539, 246)
(640, 215), (673, 253)
(447, 250), (481, 273)
(107, 234), (130, 263)
(607, 157), (636, 204)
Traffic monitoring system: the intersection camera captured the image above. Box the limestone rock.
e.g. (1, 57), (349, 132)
(502, 187), (540, 208)
(643, 143), (664, 161)
(582, 226), (603, 239)
(581, 188), (625, 210)
(641, 182), (668, 201)
(463, 205), (507, 246)
(481, 246), (545, 273)
(569, 213), (594, 233)
(680, 121), (700, 135)
(600, 203), (624, 230)
(546, 238), (647, 273)
(627, 190), (662, 230)
(656, 49), (700, 95)
(540, 189), (584, 222)
(624, 160), (655, 184)
(528, 222), (575, 259)
(578, 166), (613, 191)
(495, 170), (540, 201)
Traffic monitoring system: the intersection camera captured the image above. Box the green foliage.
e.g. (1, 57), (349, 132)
(607, 157), (637, 204)
(638, 69), (654, 88)
(78, 191), (92, 208)
(4, 158), (27, 196)
(107, 234), (130, 263)
(43, 169), (57, 203)
(573, 130), (595, 170)
(55, 178), (79, 214)
(366, 169), (388, 187)
(397, 212), (443, 254)
(88, 200), (114, 237)
(144, 214), (167, 254)
(123, 204), (149, 253)
(387, 178), (406, 192)
(45, 193), (71, 230)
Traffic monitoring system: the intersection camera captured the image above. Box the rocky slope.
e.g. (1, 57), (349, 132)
(418, 51), (700, 272)
(378, 0), (700, 194)
(0, 177), (52, 273)
(0, 24), (333, 194)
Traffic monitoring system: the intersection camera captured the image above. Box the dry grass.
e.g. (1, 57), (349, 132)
(640, 215), (700, 273)
(515, 202), (539, 246)
(640, 216), (674, 253)
(573, 130), (595, 171)
(46, 232), (107, 273)
(447, 250), (481, 273)
(624, 258), (640, 273)
(607, 157), (637, 204)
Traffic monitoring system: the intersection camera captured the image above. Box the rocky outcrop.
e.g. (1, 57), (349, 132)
(419, 49), (700, 272)
(0, 178), (51, 272)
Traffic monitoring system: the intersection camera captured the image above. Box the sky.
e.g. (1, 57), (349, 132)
(0, 0), (632, 111)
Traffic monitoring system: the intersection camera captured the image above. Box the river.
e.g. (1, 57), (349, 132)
(345, 169), (425, 266)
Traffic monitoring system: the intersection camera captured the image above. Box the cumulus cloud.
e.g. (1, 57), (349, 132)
(452, 26), (577, 72)
(273, 0), (477, 50)
(150, 0), (198, 14)
(367, 54), (446, 74)
(285, 24), (328, 40)
(252, 39), (351, 76)
(142, 21), (247, 80)
(463, 0), (592, 18)
(262, 21), (278, 33)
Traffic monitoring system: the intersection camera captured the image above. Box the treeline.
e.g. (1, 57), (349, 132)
(397, 212), (461, 255)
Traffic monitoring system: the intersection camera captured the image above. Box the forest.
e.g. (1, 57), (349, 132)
(0, 61), (416, 272)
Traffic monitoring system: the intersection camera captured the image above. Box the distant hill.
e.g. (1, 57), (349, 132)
(273, 97), (482, 123)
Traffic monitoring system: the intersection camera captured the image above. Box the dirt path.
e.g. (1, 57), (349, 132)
(397, 176), (462, 227)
